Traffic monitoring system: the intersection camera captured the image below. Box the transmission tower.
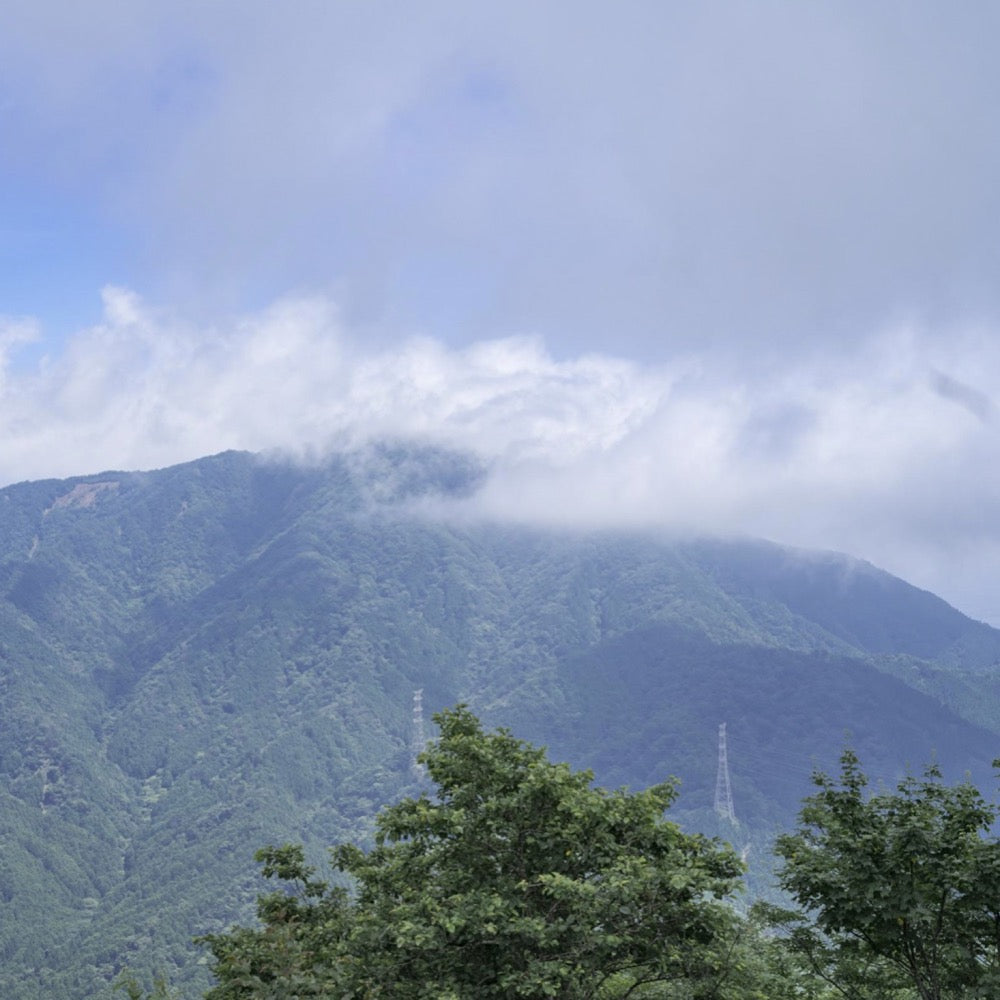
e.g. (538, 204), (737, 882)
(714, 722), (736, 823)
(411, 689), (427, 778)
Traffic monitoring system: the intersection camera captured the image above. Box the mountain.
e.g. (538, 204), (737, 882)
(1, 446), (999, 998)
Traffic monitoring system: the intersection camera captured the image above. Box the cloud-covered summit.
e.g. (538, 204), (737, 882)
(2, 4), (1000, 621)
(1, 289), (998, 624)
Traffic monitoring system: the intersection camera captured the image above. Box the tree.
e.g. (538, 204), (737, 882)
(115, 971), (182, 1000)
(202, 706), (745, 999)
(772, 750), (1000, 1000)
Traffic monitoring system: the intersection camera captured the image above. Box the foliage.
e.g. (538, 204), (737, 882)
(202, 706), (745, 999)
(115, 969), (182, 999)
(773, 750), (1000, 1000)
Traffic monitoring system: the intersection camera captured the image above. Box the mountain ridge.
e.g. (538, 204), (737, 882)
(1, 445), (999, 997)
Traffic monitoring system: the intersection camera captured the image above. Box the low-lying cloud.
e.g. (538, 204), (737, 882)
(1, 288), (998, 624)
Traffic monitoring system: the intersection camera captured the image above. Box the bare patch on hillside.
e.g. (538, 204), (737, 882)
(46, 481), (120, 513)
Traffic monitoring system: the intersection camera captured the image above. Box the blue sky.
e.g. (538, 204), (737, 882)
(3, 1), (1000, 623)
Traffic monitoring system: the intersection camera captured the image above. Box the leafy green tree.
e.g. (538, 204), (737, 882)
(114, 970), (181, 999)
(202, 706), (746, 998)
(773, 750), (1000, 1000)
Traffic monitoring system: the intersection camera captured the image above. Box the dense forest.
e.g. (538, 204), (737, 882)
(2, 445), (1000, 997)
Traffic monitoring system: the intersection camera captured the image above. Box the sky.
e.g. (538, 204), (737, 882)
(2, 1), (1000, 623)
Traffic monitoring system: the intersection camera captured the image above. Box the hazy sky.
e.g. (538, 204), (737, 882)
(2, 2), (1000, 623)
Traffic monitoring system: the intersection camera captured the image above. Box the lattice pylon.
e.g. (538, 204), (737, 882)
(411, 689), (427, 777)
(714, 722), (736, 823)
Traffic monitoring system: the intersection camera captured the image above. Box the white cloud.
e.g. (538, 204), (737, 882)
(0, 288), (668, 481)
(1, 289), (999, 623)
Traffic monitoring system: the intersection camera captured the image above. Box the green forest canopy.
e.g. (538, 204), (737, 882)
(196, 709), (1000, 999)
(202, 706), (745, 998)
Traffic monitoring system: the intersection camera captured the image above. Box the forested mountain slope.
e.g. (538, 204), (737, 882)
(1, 446), (998, 998)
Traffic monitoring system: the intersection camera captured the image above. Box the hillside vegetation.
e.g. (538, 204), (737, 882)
(1, 446), (998, 997)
